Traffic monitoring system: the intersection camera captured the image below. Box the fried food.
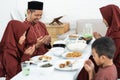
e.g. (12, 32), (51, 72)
(38, 55), (52, 61)
(59, 61), (72, 68)
(66, 52), (82, 58)
(65, 61), (71, 66)
(59, 63), (66, 68)
(69, 34), (79, 38)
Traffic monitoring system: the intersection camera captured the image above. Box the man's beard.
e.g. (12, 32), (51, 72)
(32, 19), (39, 25)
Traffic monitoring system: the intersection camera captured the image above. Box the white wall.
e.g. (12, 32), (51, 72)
(0, 0), (16, 41)
(15, 0), (120, 22)
(0, 0), (120, 41)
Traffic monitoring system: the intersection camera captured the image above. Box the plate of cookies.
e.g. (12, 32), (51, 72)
(54, 60), (80, 71)
(62, 52), (82, 59)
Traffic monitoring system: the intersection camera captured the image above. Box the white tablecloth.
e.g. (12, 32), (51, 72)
(11, 39), (94, 80)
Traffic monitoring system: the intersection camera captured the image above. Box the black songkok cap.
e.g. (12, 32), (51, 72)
(28, 1), (43, 10)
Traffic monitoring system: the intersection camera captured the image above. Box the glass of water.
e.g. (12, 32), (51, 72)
(21, 62), (30, 76)
(83, 23), (93, 36)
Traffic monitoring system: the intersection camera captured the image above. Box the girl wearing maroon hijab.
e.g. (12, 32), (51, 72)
(77, 4), (120, 80)
(0, 20), (33, 80)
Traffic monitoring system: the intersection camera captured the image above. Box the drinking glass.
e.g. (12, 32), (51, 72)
(21, 62), (30, 76)
(83, 23), (93, 37)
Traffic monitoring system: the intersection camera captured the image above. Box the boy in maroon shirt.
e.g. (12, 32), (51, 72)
(84, 37), (117, 80)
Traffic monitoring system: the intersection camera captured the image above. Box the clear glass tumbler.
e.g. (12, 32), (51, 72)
(83, 23), (93, 37)
(21, 62), (30, 76)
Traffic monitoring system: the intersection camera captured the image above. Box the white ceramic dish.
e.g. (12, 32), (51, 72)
(53, 40), (66, 45)
(53, 40), (66, 48)
(30, 55), (52, 63)
(67, 42), (87, 52)
(30, 55), (53, 68)
(54, 60), (80, 71)
(62, 52), (82, 59)
(50, 47), (65, 57)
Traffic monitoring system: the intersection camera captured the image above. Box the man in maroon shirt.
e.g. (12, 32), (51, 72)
(21, 1), (51, 61)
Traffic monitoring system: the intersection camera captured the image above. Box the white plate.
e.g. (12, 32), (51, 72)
(54, 60), (80, 71)
(30, 55), (53, 68)
(30, 55), (52, 63)
(62, 52), (82, 59)
(30, 55), (40, 61)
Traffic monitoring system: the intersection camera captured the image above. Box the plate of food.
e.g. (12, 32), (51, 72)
(30, 55), (52, 63)
(54, 60), (80, 71)
(68, 34), (79, 40)
(62, 52), (82, 59)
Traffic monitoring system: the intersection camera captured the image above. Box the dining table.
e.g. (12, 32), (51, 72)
(11, 37), (95, 80)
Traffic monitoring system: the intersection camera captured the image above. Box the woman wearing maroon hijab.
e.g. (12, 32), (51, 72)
(94, 4), (120, 78)
(77, 4), (120, 80)
(0, 20), (33, 80)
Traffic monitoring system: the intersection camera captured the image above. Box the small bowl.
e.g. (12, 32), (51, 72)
(51, 47), (65, 57)
(53, 40), (66, 48)
(53, 44), (66, 48)
(79, 36), (92, 44)
(67, 42), (87, 52)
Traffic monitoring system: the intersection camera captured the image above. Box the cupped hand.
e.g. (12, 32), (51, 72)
(93, 32), (102, 39)
(18, 31), (26, 45)
(43, 35), (51, 44)
(84, 59), (94, 73)
(24, 45), (35, 55)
